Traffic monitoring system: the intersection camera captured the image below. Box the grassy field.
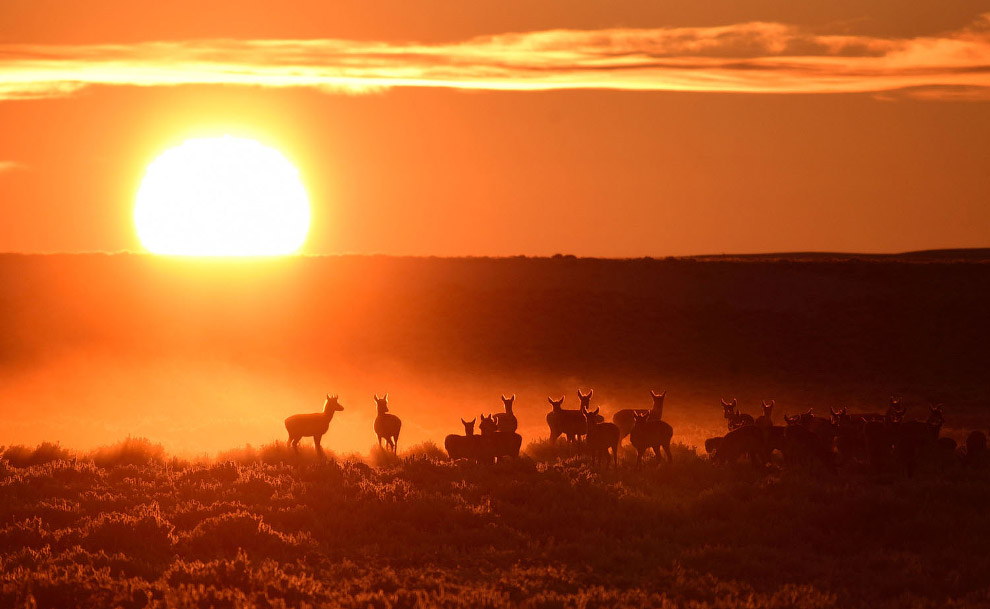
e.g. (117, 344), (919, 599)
(3, 438), (990, 609)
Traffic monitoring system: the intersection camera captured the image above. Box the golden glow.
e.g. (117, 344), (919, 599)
(134, 136), (310, 256)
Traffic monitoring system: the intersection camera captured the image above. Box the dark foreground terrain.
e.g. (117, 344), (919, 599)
(3, 439), (990, 609)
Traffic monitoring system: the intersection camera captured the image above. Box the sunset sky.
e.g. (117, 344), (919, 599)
(1, 1), (988, 257)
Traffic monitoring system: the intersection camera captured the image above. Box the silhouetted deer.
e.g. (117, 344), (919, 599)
(854, 396), (907, 424)
(721, 399), (754, 431)
(830, 407), (868, 463)
(445, 418), (480, 461)
(373, 393), (402, 454)
(863, 402), (905, 471)
(782, 414), (835, 472)
(755, 400), (774, 427)
(478, 414), (522, 463)
(546, 395), (587, 444)
(712, 424), (768, 468)
(612, 390), (665, 440)
(893, 404), (944, 477)
(285, 393), (344, 453)
(493, 394), (518, 434)
(629, 411), (674, 467)
(582, 405), (620, 468)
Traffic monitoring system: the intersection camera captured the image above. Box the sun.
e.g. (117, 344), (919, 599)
(134, 136), (310, 256)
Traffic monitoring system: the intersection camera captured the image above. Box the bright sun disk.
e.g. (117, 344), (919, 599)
(135, 136), (310, 256)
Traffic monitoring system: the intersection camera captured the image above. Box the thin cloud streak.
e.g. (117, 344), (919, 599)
(1, 16), (989, 100)
(0, 161), (27, 173)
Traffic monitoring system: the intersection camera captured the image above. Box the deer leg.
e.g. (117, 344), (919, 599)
(662, 441), (673, 464)
(313, 434), (323, 453)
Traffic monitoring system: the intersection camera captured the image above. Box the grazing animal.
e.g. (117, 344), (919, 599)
(612, 390), (665, 439)
(722, 399), (754, 431)
(285, 394), (345, 452)
(546, 395), (588, 444)
(493, 394), (518, 434)
(962, 431), (987, 469)
(704, 436), (723, 455)
(755, 400), (775, 427)
(373, 393), (402, 453)
(478, 414), (522, 463)
(445, 418), (481, 461)
(712, 424), (768, 468)
(583, 406), (620, 468)
(782, 417), (835, 471)
(629, 411), (674, 467)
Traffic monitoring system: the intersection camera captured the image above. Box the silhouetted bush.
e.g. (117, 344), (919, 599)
(3, 439), (990, 608)
(1, 442), (73, 467)
(87, 437), (166, 467)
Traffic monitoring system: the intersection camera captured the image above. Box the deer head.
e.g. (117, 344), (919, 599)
(461, 417), (476, 435)
(721, 398), (738, 418)
(578, 389), (594, 408)
(501, 394), (515, 414)
(927, 404), (945, 428)
(324, 394), (344, 413)
(374, 394), (389, 414)
(829, 406), (847, 425)
(762, 400), (774, 417)
(548, 396), (565, 412)
(784, 414), (801, 426)
(479, 414), (498, 435)
(651, 390), (666, 413)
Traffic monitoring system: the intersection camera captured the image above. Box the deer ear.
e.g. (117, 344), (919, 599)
(589, 389), (593, 398)
(374, 394), (379, 401)
(511, 394), (516, 401)
(470, 417), (476, 424)
(548, 396), (554, 405)
(384, 393), (388, 401)
(593, 407), (600, 415)
(770, 400), (774, 407)
(502, 394), (507, 401)
(806, 408), (813, 415)
(721, 399), (729, 407)
(651, 390), (658, 397)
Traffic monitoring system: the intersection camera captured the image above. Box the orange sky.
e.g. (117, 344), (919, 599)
(1, 1), (988, 256)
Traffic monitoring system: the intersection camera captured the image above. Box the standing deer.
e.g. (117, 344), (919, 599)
(546, 396), (588, 444)
(373, 393), (402, 454)
(756, 400), (774, 427)
(612, 390), (665, 440)
(478, 414), (522, 463)
(629, 411), (674, 467)
(493, 394), (518, 434)
(893, 404), (944, 477)
(722, 399), (754, 431)
(445, 418), (481, 461)
(582, 405), (620, 468)
(285, 394), (345, 453)
(782, 414), (835, 472)
(712, 424), (768, 468)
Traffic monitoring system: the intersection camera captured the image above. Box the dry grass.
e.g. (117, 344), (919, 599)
(2, 439), (989, 608)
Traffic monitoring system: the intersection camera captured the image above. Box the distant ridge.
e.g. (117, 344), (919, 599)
(0, 247), (988, 262)
(685, 248), (990, 263)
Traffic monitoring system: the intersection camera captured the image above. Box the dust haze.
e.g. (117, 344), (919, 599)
(1, 252), (988, 456)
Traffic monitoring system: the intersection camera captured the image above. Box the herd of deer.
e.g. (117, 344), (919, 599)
(706, 397), (988, 476)
(284, 392), (988, 475)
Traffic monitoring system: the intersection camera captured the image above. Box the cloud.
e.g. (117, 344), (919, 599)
(0, 15), (989, 100)
(0, 161), (26, 173)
